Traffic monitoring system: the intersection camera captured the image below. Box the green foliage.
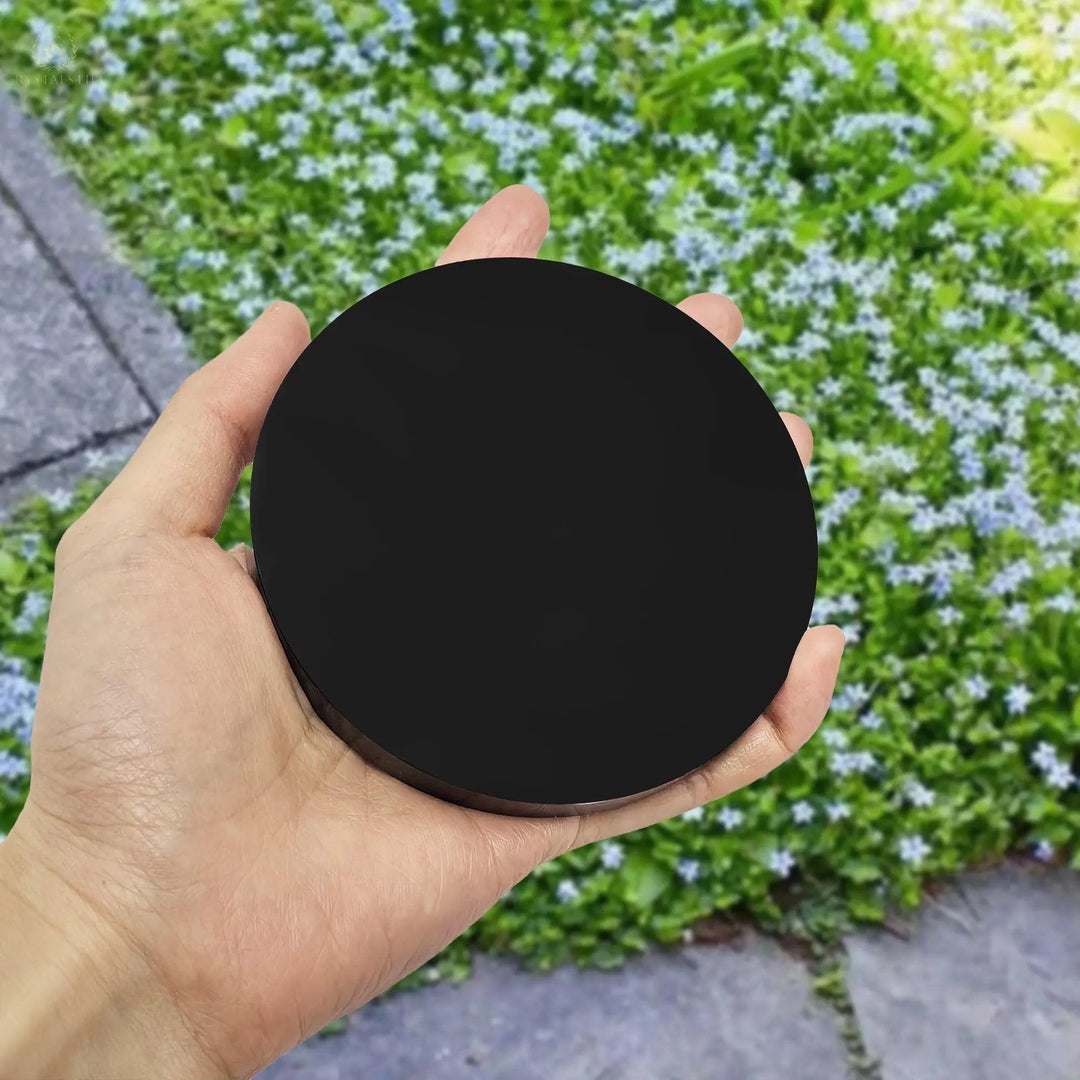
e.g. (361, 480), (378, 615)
(0, 0), (1077, 982)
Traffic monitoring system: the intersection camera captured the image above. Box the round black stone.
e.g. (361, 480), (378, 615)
(250, 258), (817, 815)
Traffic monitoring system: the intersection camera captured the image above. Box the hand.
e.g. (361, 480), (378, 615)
(0, 187), (844, 1079)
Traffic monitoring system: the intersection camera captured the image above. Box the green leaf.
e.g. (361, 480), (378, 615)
(444, 151), (481, 177)
(1041, 176), (1080, 206)
(841, 859), (883, 884)
(934, 281), (962, 308)
(622, 852), (669, 909)
(899, 71), (971, 134)
(340, 4), (378, 32)
(849, 894), (886, 922)
(812, 964), (846, 998)
(991, 115), (1073, 166)
(1036, 108), (1080, 154)
(640, 29), (765, 105)
(857, 517), (894, 549)
(217, 115), (249, 149)
(0, 550), (24, 585)
(792, 217), (825, 249)
(840, 127), (983, 213)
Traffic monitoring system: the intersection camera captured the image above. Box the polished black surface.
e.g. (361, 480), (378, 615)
(250, 258), (817, 814)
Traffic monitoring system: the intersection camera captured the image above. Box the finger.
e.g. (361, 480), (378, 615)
(227, 543), (256, 580)
(571, 624), (845, 847)
(98, 302), (310, 538)
(677, 292), (743, 349)
(676, 294), (812, 468)
(436, 185), (550, 265)
(780, 412), (813, 468)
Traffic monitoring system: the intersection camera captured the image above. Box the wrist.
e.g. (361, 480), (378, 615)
(0, 818), (228, 1080)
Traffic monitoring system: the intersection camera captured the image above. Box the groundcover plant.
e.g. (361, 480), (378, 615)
(1, 0), (1078, 979)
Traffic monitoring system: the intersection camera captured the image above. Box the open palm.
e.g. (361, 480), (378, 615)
(7, 187), (843, 1078)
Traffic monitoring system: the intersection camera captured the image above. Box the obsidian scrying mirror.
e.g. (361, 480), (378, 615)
(250, 258), (817, 816)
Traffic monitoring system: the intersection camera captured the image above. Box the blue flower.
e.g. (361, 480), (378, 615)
(675, 859), (701, 884)
(898, 835), (930, 866)
(1033, 839), (1054, 862)
(767, 849), (796, 878)
(0, 749), (28, 782)
(1005, 683), (1032, 715)
(599, 842), (624, 870)
(556, 879), (579, 903)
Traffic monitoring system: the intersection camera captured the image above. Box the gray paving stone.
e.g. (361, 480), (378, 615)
(0, 193), (151, 475)
(0, 88), (191, 409)
(260, 940), (851, 1080)
(847, 866), (1080, 1080)
(0, 427), (146, 520)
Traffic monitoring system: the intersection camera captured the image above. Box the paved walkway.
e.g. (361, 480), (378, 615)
(265, 937), (850, 1080)
(2, 90), (1078, 1079)
(0, 89), (189, 514)
(260, 867), (1080, 1080)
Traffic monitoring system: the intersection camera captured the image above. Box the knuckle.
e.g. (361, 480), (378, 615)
(680, 763), (718, 809)
(54, 516), (165, 582)
(173, 365), (211, 408)
(763, 711), (800, 759)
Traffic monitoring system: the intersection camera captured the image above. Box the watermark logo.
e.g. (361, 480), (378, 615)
(15, 25), (94, 87)
(31, 29), (79, 70)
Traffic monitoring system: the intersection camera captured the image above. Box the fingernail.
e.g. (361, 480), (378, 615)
(259, 301), (282, 320)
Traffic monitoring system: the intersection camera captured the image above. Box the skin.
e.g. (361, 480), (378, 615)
(0, 187), (844, 1079)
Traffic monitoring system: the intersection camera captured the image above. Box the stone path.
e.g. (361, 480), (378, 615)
(263, 937), (850, 1080)
(0, 88), (189, 515)
(2, 90), (1078, 1080)
(260, 866), (1080, 1080)
(848, 867), (1080, 1080)
(259, 866), (1079, 1080)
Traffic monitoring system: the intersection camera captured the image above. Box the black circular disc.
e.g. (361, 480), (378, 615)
(250, 258), (816, 816)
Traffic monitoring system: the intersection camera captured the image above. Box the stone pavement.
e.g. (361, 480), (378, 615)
(0, 87), (189, 516)
(262, 937), (850, 1080)
(2, 89), (1078, 1080)
(848, 867), (1080, 1080)
(261, 866), (1080, 1080)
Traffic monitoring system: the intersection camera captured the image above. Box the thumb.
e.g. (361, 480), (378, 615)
(98, 302), (310, 538)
